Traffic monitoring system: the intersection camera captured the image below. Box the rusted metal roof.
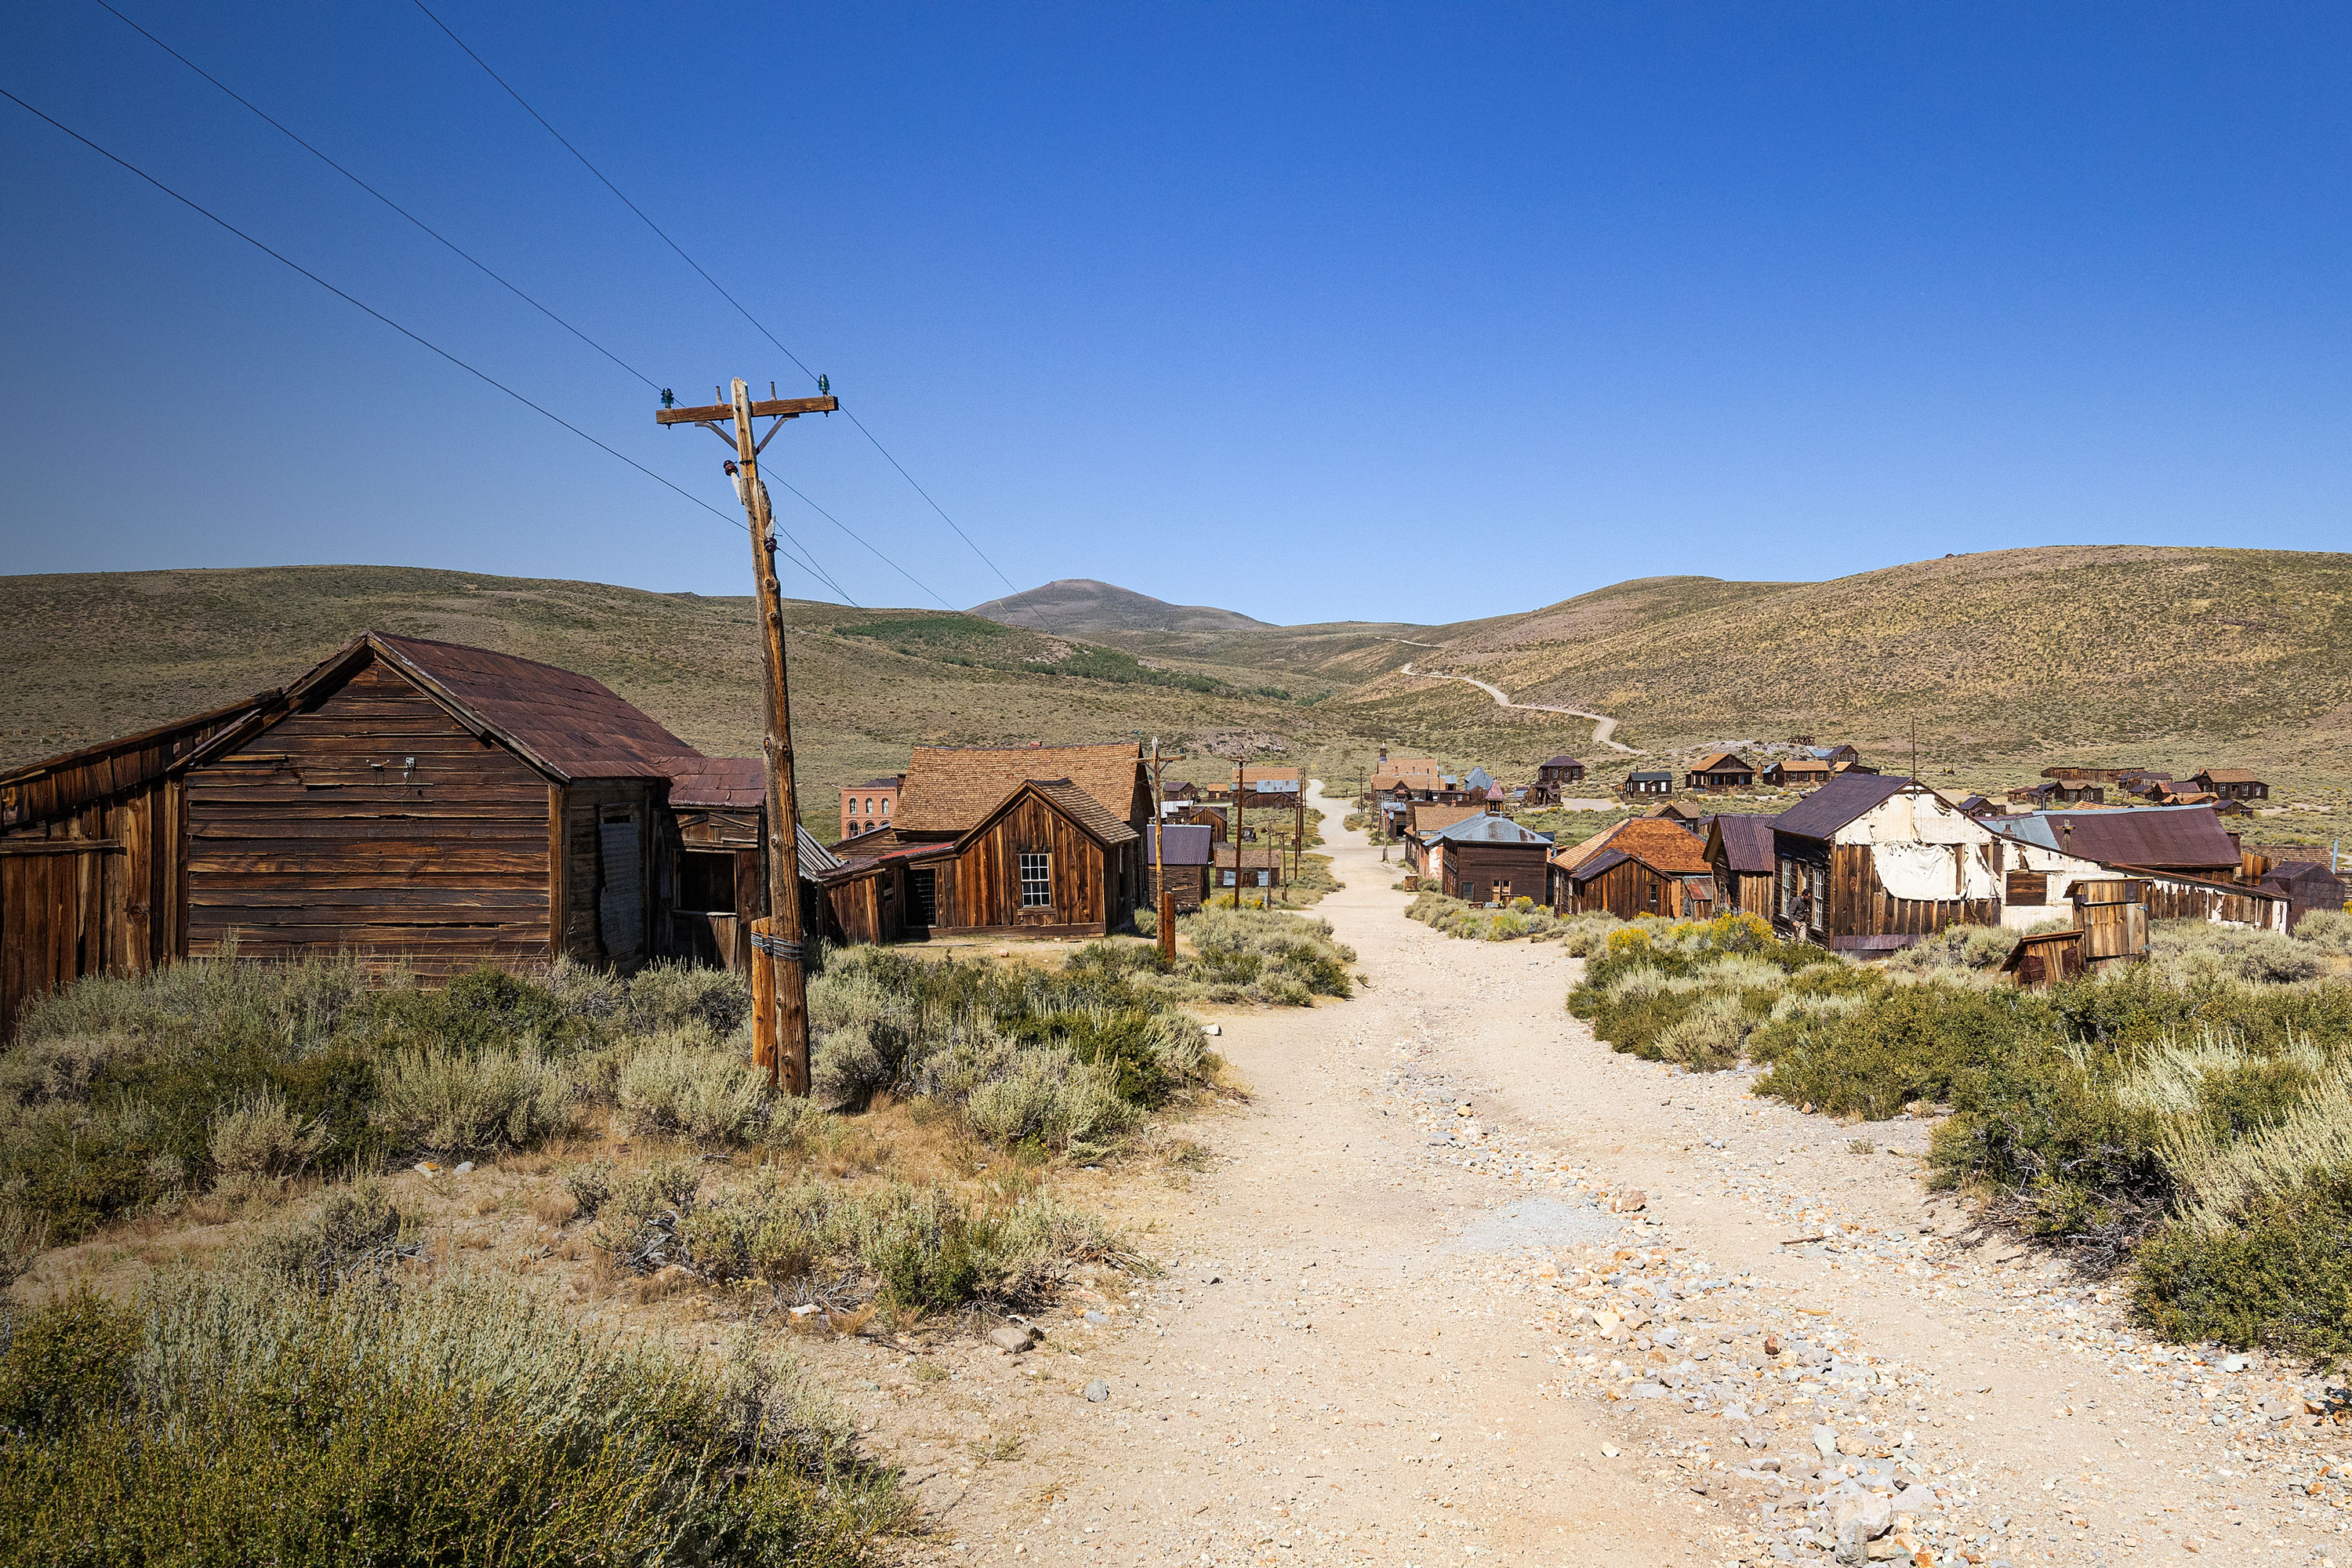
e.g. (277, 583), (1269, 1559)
(1709, 813), (1777, 874)
(1772, 774), (1911, 840)
(898, 742), (1142, 834)
(665, 756), (766, 809)
(1425, 815), (1552, 845)
(1146, 823), (1216, 866)
(1539, 754), (1581, 769)
(368, 633), (699, 782)
(1991, 805), (2241, 871)
(2194, 768), (2261, 785)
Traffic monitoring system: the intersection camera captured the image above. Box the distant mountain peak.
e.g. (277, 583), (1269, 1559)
(969, 579), (1270, 634)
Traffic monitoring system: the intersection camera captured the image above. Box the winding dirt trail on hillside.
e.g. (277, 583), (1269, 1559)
(1399, 662), (1642, 755)
(879, 784), (2347, 1568)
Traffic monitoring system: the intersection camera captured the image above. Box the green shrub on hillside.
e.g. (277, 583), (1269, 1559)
(0, 1270), (902, 1566)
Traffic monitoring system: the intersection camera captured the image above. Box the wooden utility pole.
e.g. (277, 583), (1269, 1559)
(656, 379), (837, 1096)
(1149, 738), (1175, 960)
(1232, 755), (1247, 907)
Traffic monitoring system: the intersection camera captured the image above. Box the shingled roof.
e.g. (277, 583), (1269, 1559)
(664, 756), (766, 809)
(1555, 817), (1710, 876)
(1991, 805), (2241, 873)
(895, 742), (1142, 834)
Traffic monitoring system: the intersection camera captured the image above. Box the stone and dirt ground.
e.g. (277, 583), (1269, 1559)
(29, 781), (2352, 1567)
(862, 782), (2352, 1568)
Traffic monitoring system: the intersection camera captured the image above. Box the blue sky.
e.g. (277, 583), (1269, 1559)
(3, 2), (2346, 625)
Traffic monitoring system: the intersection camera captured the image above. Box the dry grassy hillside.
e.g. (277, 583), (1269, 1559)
(0, 568), (1347, 826)
(1349, 546), (2352, 780)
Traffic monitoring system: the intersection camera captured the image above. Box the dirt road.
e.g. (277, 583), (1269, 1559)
(1399, 662), (1641, 754)
(869, 782), (2350, 1567)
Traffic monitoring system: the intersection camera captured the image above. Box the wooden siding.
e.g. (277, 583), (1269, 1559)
(1437, 841), (1550, 906)
(1775, 844), (1995, 943)
(183, 657), (554, 973)
(1708, 865), (1774, 919)
(1566, 858), (1710, 921)
(2, 781), (186, 1037)
(935, 793), (1131, 938)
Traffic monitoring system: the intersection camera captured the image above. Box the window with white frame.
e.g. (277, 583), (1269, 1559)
(1019, 851), (1051, 907)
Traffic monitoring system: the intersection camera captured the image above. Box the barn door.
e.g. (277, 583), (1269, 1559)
(597, 809), (642, 960)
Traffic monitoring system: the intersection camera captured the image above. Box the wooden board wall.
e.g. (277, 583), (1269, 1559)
(1439, 841), (1550, 905)
(183, 657), (553, 974)
(938, 794), (1114, 938)
(1821, 844), (1996, 939)
(557, 780), (655, 967)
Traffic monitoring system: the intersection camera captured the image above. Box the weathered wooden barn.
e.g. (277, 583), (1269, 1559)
(2189, 769), (2269, 802)
(1704, 813), (1778, 918)
(1684, 752), (1757, 793)
(1771, 775), (2001, 946)
(1414, 815), (1552, 906)
(1550, 818), (1712, 918)
(2, 691), (289, 1038)
(0, 632), (816, 1036)
(1145, 822), (1213, 913)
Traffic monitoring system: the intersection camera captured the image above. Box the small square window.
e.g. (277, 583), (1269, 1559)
(1019, 851), (1051, 907)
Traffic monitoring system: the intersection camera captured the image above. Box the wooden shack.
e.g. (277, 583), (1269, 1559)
(2, 632), (804, 1036)
(1683, 752), (1757, 793)
(1552, 818), (1713, 918)
(2071, 878), (2151, 971)
(1214, 842), (1284, 895)
(1762, 758), (1834, 789)
(1704, 813), (1778, 918)
(1621, 771), (1673, 798)
(2001, 927), (2087, 989)
(826, 776), (1142, 940)
(1537, 754), (1586, 788)
(2, 691), (288, 1038)
(1771, 775), (1999, 945)
(2256, 861), (2347, 933)
(2189, 769), (2269, 802)
(1416, 814), (1552, 906)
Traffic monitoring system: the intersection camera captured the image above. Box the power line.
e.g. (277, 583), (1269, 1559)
(769, 475), (953, 609)
(0, 82), (858, 604)
(411, 0), (1020, 597)
(90, 0), (663, 394)
(98, 0), (940, 610)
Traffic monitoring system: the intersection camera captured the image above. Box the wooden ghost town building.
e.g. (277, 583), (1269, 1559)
(0, 632), (1156, 1036)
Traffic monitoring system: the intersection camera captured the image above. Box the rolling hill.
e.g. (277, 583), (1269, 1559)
(1345, 546), (2352, 795)
(0, 568), (1356, 833)
(970, 579), (1271, 634)
(8, 546), (2350, 835)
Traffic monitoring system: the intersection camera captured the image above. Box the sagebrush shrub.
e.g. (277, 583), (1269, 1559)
(372, 1044), (571, 1152)
(615, 1035), (767, 1144)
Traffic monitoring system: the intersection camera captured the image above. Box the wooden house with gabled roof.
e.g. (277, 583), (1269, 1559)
(1552, 817), (1714, 919)
(818, 743), (1148, 942)
(1684, 751), (1756, 793)
(1, 631), (827, 1035)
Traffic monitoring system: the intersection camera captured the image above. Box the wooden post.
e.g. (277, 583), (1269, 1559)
(1150, 738), (1175, 961)
(655, 380), (837, 1096)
